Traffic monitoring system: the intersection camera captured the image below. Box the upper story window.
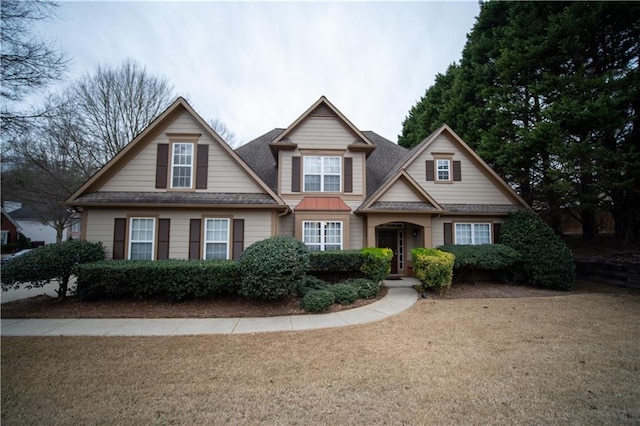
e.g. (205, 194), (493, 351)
(455, 223), (491, 245)
(171, 143), (194, 188)
(436, 159), (450, 181)
(304, 156), (341, 192)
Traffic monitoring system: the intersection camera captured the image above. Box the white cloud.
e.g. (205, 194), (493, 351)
(36, 1), (479, 146)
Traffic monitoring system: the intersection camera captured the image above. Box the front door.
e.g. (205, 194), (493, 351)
(377, 229), (398, 274)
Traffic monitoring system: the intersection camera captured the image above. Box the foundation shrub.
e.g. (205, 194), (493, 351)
(328, 283), (359, 305)
(239, 236), (309, 300)
(340, 278), (380, 299)
(75, 260), (239, 301)
(437, 244), (523, 282)
(411, 248), (455, 292)
(297, 275), (329, 296)
(360, 247), (393, 283)
(499, 210), (575, 290)
(301, 289), (335, 312)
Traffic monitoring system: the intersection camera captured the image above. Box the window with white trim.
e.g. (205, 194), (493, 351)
(1, 231), (9, 245)
(129, 218), (155, 260)
(303, 221), (342, 251)
(204, 218), (230, 260)
(455, 223), (491, 245)
(171, 143), (194, 188)
(436, 159), (451, 181)
(304, 156), (341, 192)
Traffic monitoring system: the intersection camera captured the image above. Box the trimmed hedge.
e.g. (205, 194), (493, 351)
(301, 289), (336, 312)
(411, 248), (455, 292)
(238, 236), (309, 300)
(437, 244), (522, 282)
(75, 259), (239, 301)
(307, 248), (393, 283)
(500, 210), (575, 290)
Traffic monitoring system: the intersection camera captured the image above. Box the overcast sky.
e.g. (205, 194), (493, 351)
(36, 1), (480, 146)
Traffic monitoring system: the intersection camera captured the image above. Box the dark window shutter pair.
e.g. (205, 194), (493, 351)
(114, 218), (170, 260)
(189, 218), (244, 260)
(426, 160), (462, 181)
(156, 143), (208, 189)
(292, 156), (352, 193)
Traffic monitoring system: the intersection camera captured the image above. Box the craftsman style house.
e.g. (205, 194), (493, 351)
(66, 96), (528, 275)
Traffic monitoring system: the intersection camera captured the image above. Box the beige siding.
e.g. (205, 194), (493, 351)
(101, 112), (263, 193)
(378, 177), (423, 202)
(278, 213), (295, 237)
(289, 116), (356, 150)
(349, 214), (365, 249)
(84, 207), (274, 260)
(406, 134), (513, 205)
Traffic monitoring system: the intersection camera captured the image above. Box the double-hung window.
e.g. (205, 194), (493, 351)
(455, 223), (491, 245)
(303, 221), (342, 251)
(129, 218), (155, 260)
(304, 156), (341, 192)
(204, 218), (230, 260)
(1, 231), (8, 245)
(171, 143), (194, 188)
(436, 159), (451, 181)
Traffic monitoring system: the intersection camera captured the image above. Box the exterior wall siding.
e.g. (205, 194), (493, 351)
(378, 178), (423, 202)
(406, 134), (513, 205)
(85, 207), (273, 260)
(101, 112), (263, 193)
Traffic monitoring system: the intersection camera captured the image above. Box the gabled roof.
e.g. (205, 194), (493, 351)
(358, 170), (443, 212)
(1, 208), (22, 231)
(66, 97), (287, 209)
(235, 128), (285, 192)
(360, 124), (529, 212)
(268, 96), (376, 158)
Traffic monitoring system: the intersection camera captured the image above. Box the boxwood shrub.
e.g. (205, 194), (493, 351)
(328, 283), (359, 305)
(437, 244), (522, 282)
(301, 289), (336, 312)
(297, 275), (329, 296)
(499, 210), (575, 290)
(360, 247), (393, 283)
(411, 248), (455, 292)
(339, 278), (380, 299)
(238, 236), (309, 300)
(75, 259), (239, 301)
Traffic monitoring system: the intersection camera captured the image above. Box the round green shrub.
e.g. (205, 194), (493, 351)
(342, 278), (380, 299)
(297, 275), (329, 296)
(238, 236), (309, 300)
(500, 210), (575, 290)
(301, 289), (335, 312)
(328, 283), (359, 305)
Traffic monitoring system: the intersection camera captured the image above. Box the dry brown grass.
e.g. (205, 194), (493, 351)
(3, 291), (640, 425)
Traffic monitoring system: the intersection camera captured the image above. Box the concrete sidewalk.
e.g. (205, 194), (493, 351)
(1, 279), (420, 337)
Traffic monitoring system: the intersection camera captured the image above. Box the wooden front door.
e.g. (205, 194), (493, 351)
(377, 229), (398, 274)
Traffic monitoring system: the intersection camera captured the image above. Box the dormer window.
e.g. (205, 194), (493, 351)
(171, 142), (194, 188)
(304, 156), (341, 192)
(427, 153), (461, 183)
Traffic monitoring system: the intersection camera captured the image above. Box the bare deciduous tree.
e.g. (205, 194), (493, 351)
(208, 118), (238, 147)
(0, 0), (68, 137)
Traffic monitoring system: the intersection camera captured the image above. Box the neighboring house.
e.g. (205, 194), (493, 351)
(1, 208), (22, 246)
(9, 204), (79, 244)
(66, 96), (528, 275)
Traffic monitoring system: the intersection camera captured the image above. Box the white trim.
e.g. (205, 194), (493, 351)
(170, 142), (194, 188)
(303, 156), (342, 192)
(203, 218), (230, 260)
(302, 220), (343, 251)
(454, 223), (491, 245)
(128, 217), (156, 260)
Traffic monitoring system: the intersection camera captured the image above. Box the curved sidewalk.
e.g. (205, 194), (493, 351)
(1, 280), (420, 337)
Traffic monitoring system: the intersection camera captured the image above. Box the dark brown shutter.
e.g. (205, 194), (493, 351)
(113, 218), (127, 259)
(156, 144), (169, 188)
(344, 157), (353, 193)
(493, 223), (502, 244)
(232, 219), (245, 260)
(426, 160), (434, 181)
(453, 160), (462, 181)
(157, 219), (170, 260)
(292, 156), (301, 192)
(444, 223), (453, 245)
(189, 219), (201, 260)
(195, 144), (209, 189)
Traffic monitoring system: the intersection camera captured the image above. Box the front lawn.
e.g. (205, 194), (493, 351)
(2, 284), (639, 424)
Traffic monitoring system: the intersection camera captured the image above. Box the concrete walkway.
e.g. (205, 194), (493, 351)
(0, 279), (420, 337)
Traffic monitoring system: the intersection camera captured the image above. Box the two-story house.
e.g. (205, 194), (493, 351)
(66, 96), (528, 276)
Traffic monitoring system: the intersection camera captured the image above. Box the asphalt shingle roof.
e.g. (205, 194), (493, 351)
(235, 129), (285, 193)
(72, 192), (280, 206)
